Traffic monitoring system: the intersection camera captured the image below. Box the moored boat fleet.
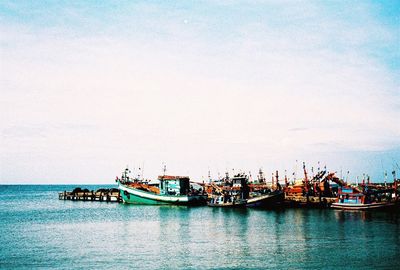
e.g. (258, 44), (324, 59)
(115, 164), (400, 211)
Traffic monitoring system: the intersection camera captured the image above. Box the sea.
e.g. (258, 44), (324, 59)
(0, 185), (399, 269)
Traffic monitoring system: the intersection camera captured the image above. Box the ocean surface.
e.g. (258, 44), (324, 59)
(0, 185), (399, 269)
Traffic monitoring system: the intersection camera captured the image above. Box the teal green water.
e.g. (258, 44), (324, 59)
(0, 185), (399, 269)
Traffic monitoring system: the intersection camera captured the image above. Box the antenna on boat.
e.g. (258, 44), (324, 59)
(162, 162), (166, 178)
(303, 162), (309, 193)
(284, 170), (288, 187)
(271, 172), (274, 190)
(258, 168), (265, 184)
(384, 170), (387, 186)
(142, 162), (145, 180)
(123, 166), (131, 182)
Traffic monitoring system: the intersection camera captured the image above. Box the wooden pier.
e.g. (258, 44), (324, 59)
(59, 188), (122, 203)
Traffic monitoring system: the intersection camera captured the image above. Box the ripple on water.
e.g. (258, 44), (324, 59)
(0, 185), (399, 269)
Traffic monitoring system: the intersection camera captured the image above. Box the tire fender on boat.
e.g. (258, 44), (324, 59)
(123, 190), (130, 199)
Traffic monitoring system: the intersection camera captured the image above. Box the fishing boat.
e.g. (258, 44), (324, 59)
(206, 171), (285, 208)
(246, 169), (284, 207)
(207, 172), (249, 207)
(116, 168), (207, 205)
(283, 164), (341, 208)
(331, 186), (396, 211)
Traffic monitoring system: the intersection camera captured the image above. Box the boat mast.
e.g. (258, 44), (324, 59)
(123, 166), (131, 183)
(303, 162), (309, 193)
(160, 162), (166, 181)
(258, 168), (265, 184)
(271, 172), (274, 190)
(393, 170), (397, 200)
(284, 170), (288, 187)
(384, 170), (387, 187)
(141, 162), (145, 181)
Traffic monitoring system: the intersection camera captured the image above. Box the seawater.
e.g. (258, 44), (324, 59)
(0, 185), (399, 269)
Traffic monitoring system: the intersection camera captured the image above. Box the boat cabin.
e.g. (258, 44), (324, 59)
(232, 174), (248, 188)
(337, 187), (364, 204)
(158, 175), (190, 196)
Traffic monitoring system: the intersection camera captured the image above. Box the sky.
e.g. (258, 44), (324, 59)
(0, 1), (399, 184)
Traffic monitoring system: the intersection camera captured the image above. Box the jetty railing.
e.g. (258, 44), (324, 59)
(59, 188), (122, 203)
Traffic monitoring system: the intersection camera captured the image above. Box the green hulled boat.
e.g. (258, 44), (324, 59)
(117, 169), (207, 205)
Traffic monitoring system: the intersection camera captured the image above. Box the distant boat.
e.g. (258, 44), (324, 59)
(283, 167), (343, 208)
(207, 172), (249, 207)
(206, 172), (284, 208)
(331, 186), (396, 211)
(116, 168), (207, 205)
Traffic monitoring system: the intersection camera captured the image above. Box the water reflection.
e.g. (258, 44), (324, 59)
(207, 208), (251, 268)
(333, 209), (400, 222)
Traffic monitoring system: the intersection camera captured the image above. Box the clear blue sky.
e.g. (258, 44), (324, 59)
(1, 1), (399, 183)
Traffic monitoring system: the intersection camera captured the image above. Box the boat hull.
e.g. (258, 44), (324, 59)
(331, 201), (396, 211)
(118, 183), (207, 205)
(246, 191), (284, 208)
(207, 201), (247, 208)
(207, 196), (247, 208)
